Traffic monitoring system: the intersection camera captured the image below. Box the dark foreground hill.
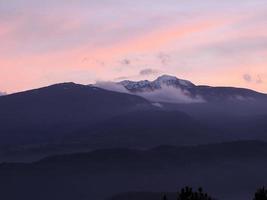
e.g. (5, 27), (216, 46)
(1, 141), (267, 200)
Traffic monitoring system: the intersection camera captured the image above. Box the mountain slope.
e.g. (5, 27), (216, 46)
(68, 110), (220, 149)
(0, 109), (218, 162)
(0, 83), (151, 145)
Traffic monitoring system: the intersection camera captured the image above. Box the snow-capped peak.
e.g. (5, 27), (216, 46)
(155, 75), (194, 87)
(119, 80), (151, 91)
(118, 75), (195, 92)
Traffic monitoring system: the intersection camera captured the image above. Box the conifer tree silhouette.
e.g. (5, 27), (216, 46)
(162, 194), (168, 200)
(254, 187), (267, 200)
(177, 186), (214, 200)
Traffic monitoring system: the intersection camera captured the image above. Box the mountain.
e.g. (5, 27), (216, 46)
(119, 75), (195, 92)
(1, 141), (267, 200)
(0, 79), (267, 162)
(0, 82), (152, 146)
(115, 74), (267, 119)
(0, 80), (267, 199)
(1, 82), (218, 162)
(117, 75), (267, 103)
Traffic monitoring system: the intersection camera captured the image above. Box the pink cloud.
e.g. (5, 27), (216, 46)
(0, 1), (267, 94)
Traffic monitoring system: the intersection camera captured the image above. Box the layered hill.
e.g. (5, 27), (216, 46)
(1, 141), (267, 200)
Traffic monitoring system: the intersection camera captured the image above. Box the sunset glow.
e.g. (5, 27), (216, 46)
(0, 0), (267, 93)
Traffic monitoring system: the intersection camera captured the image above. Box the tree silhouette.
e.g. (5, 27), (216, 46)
(254, 187), (267, 200)
(162, 194), (168, 200)
(161, 186), (267, 200)
(177, 186), (214, 200)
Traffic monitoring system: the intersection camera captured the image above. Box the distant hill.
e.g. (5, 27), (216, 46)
(30, 140), (267, 168)
(1, 141), (267, 200)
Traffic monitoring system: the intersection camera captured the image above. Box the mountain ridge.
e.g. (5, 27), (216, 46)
(115, 75), (267, 103)
(1, 141), (267, 200)
(1, 79), (267, 162)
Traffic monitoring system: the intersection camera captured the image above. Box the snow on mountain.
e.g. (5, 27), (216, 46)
(119, 75), (195, 93)
(155, 75), (194, 87)
(117, 75), (204, 104)
(95, 75), (267, 104)
(137, 85), (205, 104)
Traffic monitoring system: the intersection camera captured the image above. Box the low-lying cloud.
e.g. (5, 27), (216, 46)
(96, 81), (205, 104)
(94, 81), (130, 94)
(137, 85), (205, 104)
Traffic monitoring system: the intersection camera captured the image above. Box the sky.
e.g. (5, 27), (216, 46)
(0, 0), (267, 93)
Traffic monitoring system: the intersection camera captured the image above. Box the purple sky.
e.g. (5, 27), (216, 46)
(0, 0), (267, 93)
